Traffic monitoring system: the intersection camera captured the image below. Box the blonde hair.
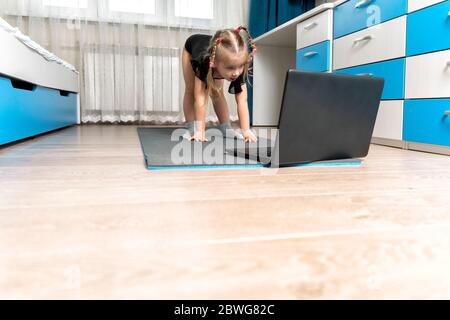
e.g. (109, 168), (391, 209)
(205, 26), (257, 97)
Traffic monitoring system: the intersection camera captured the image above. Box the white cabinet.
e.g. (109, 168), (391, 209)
(296, 9), (333, 49)
(405, 49), (450, 99)
(333, 16), (407, 70)
(253, 46), (296, 126)
(253, 0), (450, 154)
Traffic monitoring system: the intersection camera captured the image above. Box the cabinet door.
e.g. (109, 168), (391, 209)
(404, 99), (450, 147)
(333, 16), (406, 70)
(335, 58), (406, 100)
(296, 41), (331, 72)
(405, 49), (450, 99)
(334, 0), (407, 38)
(406, 1), (450, 56)
(297, 9), (333, 50)
(372, 100), (404, 141)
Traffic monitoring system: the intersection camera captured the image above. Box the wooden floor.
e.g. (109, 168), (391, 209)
(1, 125), (450, 299)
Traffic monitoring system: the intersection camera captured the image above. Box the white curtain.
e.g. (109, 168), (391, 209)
(0, 0), (250, 124)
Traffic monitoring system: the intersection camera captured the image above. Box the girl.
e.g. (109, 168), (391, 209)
(182, 26), (258, 142)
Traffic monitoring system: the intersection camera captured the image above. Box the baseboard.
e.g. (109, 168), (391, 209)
(406, 142), (450, 156)
(371, 137), (406, 149)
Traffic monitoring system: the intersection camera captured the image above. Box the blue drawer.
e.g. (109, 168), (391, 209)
(296, 40), (330, 73)
(404, 99), (450, 147)
(334, 0), (408, 39)
(0, 75), (77, 145)
(407, 1), (450, 56)
(334, 58), (406, 100)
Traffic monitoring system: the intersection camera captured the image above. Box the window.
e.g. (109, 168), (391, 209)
(101, 0), (214, 28)
(174, 0), (213, 20)
(108, 0), (156, 15)
(168, 0), (214, 29)
(39, 0), (96, 19)
(8, 0), (215, 29)
(42, 0), (88, 9)
(99, 0), (162, 25)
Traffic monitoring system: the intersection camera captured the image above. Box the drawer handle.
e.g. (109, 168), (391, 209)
(356, 73), (374, 76)
(304, 22), (318, 30)
(304, 51), (318, 58)
(10, 79), (36, 91)
(354, 35), (373, 44)
(355, 0), (374, 9)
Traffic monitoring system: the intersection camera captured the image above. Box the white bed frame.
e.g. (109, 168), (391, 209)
(0, 27), (79, 92)
(0, 26), (80, 124)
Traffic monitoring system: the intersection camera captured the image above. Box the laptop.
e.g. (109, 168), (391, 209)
(226, 70), (385, 167)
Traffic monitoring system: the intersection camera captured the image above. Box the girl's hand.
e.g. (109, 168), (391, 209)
(190, 130), (208, 142)
(243, 129), (258, 143)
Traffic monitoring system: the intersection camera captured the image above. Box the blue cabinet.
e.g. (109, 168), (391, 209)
(0, 75), (78, 145)
(404, 99), (450, 146)
(334, 0), (408, 39)
(406, 1), (450, 56)
(296, 40), (331, 72)
(335, 58), (406, 100)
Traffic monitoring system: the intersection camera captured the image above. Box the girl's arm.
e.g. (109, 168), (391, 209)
(193, 77), (208, 141)
(235, 84), (257, 142)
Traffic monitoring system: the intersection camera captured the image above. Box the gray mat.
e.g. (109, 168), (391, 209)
(137, 127), (267, 170)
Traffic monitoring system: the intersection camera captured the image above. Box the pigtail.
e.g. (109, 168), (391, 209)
(207, 35), (224, 97)
(235, 26), (257, 59)
(233, 26), (256, 88)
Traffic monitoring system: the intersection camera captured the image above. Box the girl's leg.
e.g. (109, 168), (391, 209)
(210, 81), (243, 139)
(210, 79), (230, 125)
(181, 48), (196, 123)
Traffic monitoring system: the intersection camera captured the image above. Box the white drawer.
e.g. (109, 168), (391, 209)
(296, 9), (333, 50)
(333, 16), (406, 70)
(408, 0), (446, 13)
(405, 49), (450, 99)
(373, 100), (404, 141)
